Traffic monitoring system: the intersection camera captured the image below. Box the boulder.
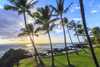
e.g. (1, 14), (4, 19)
(0, 49), (32, 67)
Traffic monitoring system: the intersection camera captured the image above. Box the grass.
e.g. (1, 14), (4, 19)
(15, 48), (100, 67)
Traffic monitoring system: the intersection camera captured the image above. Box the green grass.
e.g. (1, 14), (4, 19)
(16, 48), (100, 67)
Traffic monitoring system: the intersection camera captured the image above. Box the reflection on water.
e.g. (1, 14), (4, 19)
(25, 43), (84, 54)
(0, 42), (85, 58)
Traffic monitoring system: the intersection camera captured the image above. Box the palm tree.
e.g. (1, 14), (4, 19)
(4, 0), (43, 64)
(69, 20), (86, 53)
(32, 6), (59, 67)
(75, 28), (86, 42)
(50, 0), (73, 66)
(18, 24), (39, 64)
(63, 17), (78, 55)
(90, 27), (100, 44)
(79, 0), (99, 67)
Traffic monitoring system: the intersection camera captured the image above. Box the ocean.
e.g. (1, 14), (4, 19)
(0, 42), (85, 58)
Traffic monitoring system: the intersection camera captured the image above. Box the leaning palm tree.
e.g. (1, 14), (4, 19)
(69, 20), (86, 53)
(63, 17), (79, 55)
(50, 0), (73, 66)
(32, 6), (59, 67)
(18, 24), (39, 64)
(4, 0), (43, 64)
(79, 0), (99, 67)
(76, 28), (86, 42)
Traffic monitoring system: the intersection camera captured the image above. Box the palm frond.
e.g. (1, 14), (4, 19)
(26, 10), (34, 18)
(33, 12), (41, 18)
(49, 5), (58, 13)
(35, 27), (45, 33)
(63, 2), (73, 13)
(77, 24), (82, 28)
(35, 34), (39, 37)
(27, 24), (34, 33)
(28, 1), (38, 8)
(8, 0), (21, 8)
(18, 32), (27, 37)
(49, 24), (56, 31)
(49, 18), (60, 23)
(63, 17), (68, 24)
(18, 10), (23, 15)
(35, 19), (43, 25)
(4, 5), (19, 11)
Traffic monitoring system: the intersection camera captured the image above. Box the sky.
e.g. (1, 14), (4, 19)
(0, 0), (100, 45)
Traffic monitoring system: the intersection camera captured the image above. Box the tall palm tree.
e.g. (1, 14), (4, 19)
(4, 0), (43, 64)
(79, 0), (99, 67)
(69, 20), (86, 53)
(32, 6), (59, 67)
(50, 0), (73, 66)
(63, 17), (78, 55)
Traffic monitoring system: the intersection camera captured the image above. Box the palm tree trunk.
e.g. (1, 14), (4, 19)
(32, 25), (38, 65)
(75, 29), (86, 53)
(79, 0), (99, 67)
(61, 14), (70, 66)
(23, 12), (43, 64)
(48, 32), (54, 67)
(66, 25), (78, 55)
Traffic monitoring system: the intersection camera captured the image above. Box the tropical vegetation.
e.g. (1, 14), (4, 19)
(4, 0), (100, 67)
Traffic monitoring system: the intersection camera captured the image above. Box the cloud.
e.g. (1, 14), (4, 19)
(75, 7), (80, 9)
(0, 8), (24, 39)
(71, 10), (74, 12)
(54, 28), (63, 33)
(0, 5), (3, 9)
(90, 10), (98, 13)
(73, 18), (82, 21)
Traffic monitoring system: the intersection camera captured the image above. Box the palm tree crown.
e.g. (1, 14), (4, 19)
(4, 0), (38, 15)
(33, 6), (59, 33)
(50, 0), (73, 16)
(18, 24), (38, 37)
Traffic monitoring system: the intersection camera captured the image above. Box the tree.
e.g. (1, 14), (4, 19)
(62, 17), (79, 55)
(4, 0), (43, 64)
(79, 0), (99, 67)
(18, 24), (39, 64)
(90, 27), (100, 44)
(69, 20), (86, 53)
(32, 6), (59, 67)
(50, 0), (73, 66)
(75, 28), (86, 42)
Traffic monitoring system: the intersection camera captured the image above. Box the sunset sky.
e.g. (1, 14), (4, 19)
(0, 0), (100, 45)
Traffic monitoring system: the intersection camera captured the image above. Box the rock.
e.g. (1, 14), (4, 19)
(0, 49), (32, 67)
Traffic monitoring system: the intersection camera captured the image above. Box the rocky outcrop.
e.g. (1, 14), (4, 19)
(0, 49), (32, 67)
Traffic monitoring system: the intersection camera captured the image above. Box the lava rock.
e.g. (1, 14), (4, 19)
(0, 49), (32, 67)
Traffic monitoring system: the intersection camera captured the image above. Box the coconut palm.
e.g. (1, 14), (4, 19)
(79, 0), (99, 67)
(63, 17), (79, 55)
(32, 6), (59, 67)
(18, 24), (39, 64)
(75, 28), (86, 42)
(4, 0), (43, 64)
(90, 27), (100, 44)
(69, 20), (86, 53)
(50, 0), (73, 66)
